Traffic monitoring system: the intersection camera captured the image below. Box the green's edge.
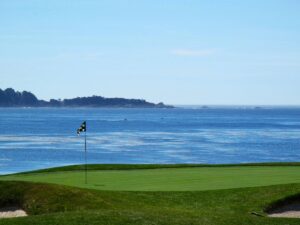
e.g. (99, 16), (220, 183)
(4, 162), (300, 176)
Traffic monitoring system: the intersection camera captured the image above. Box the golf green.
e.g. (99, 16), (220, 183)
(2, 166), (300, 191)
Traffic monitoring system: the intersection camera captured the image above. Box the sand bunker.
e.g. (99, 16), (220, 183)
(268, 202), (300, 218)
(0, 207), (27, 219)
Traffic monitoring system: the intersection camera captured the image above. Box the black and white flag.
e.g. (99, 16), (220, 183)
(77, 121), (86, 135)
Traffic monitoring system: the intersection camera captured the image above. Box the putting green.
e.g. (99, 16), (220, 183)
(1, 166), (300, 191)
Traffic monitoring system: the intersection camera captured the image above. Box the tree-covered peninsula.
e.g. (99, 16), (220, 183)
(0, 88), (172, 108)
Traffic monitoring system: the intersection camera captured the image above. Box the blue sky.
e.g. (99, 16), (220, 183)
(0, 0), (299, 105)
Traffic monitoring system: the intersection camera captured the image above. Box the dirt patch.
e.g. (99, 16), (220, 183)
(268, 202), (300, 218)
(0, 207), (27, 219)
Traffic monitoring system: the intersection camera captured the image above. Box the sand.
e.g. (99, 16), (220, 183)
(0, 207), (27, 219)
(268, 202), (300, 218)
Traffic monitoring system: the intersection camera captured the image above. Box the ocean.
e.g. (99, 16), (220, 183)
(0, 107), (300, 174)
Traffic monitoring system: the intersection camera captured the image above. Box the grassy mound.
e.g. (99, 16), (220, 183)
(0, 181), (113, 215)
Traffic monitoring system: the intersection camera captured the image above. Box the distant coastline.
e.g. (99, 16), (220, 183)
(0, 88), (173, 108)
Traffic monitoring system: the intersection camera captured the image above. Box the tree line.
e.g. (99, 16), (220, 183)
(0, 88), (171, 108)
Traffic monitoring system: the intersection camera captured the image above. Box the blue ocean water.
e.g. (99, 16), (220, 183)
(0, 107), (300, 174)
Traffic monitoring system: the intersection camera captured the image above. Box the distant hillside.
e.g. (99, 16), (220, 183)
(0, 88), (173, 108)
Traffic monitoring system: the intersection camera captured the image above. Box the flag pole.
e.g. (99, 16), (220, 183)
(84, 127), (87, 184)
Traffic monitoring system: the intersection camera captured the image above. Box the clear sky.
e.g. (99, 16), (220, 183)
(0, 0), (299, 105)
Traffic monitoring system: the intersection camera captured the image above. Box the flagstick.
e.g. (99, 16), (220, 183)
(84, 129), (87, 184)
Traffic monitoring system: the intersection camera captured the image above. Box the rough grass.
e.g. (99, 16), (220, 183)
(1, 163), (300, 225)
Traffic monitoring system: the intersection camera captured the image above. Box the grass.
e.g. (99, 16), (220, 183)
(2, 165), (300, 191)
(15, 162), (300, 174)
(0, 163), (300, 225)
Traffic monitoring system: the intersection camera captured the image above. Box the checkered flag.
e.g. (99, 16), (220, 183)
(77, 121), (86, 135)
